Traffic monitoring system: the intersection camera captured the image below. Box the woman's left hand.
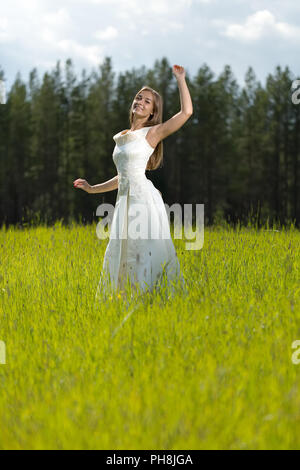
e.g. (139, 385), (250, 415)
(172, 64), (186, 79)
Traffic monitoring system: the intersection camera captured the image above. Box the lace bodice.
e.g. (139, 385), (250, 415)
(112, 126), (155, 197)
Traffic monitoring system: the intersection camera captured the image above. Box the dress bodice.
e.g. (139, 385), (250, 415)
(112, 126), (155, 197)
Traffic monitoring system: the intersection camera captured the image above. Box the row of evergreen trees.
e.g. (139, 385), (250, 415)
(0, 57), (299, 227)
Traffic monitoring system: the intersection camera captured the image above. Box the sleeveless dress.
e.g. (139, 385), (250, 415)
(95, 126), (184, 299)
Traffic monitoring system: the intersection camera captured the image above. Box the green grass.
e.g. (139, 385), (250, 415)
(0, 220), (300, 449)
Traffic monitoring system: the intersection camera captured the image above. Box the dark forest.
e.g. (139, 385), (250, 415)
(0, 56), (299, 228)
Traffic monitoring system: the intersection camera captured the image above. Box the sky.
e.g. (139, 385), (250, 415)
(0, 0), (300, 95)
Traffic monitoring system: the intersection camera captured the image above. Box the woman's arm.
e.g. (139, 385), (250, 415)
(73, 175), (118, 193)
(176, 66), (193, 115)
(89, 175), (119, 194)
(149, 65), (193, 145)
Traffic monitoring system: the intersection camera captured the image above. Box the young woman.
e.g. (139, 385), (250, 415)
(74, 64), (193, 299)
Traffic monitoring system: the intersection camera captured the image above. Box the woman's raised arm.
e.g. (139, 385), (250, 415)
(150, 65), (193, 144)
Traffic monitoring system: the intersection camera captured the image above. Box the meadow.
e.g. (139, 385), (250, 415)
(0, 220), (299, 450)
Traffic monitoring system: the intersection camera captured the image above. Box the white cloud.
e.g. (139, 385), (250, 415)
(220, 9), (300, 42)
(83, 0), (115, 3)
(275, 21), (300, 40)
(224, 10), (275, 41)
(2, 4), (105, 67)
(145, 0), (194, 14)
(146, 0), (171, 14)
(94, 26), (118, 40)
(0, 17), (11, 43)
(56, 39), (104, 65)
(1, 0), (299, 94)
(165, 21), (184, 31)
(83, 0), (194, 8)
(43, 7), (72, 28)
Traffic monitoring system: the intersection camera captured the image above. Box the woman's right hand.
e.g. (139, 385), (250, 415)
(73, 178), (92, 193)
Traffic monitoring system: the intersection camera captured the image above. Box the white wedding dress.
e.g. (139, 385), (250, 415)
(95, 126), (184, 299)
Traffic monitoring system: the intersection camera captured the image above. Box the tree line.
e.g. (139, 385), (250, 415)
(0, 57), (299, 228)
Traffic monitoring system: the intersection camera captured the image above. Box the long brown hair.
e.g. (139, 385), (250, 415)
(129, 86), (163, 170)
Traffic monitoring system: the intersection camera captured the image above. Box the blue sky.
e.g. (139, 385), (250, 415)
(1, 0), (300, 93)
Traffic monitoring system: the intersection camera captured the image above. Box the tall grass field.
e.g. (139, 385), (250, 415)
(0, 220), (299, 449)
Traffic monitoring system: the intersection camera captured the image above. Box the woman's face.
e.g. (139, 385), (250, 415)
(132, 91), (154, 118)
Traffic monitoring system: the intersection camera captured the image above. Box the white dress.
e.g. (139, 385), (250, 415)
(95, 126), (184, 299)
